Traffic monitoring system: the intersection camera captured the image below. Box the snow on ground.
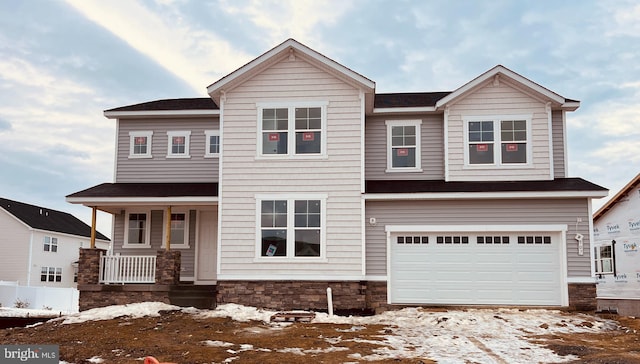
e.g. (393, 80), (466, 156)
(9, 302), (618, 364)
(0, 307), (64, 318)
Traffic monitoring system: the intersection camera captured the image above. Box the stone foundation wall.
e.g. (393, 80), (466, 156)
(156, 250), (181, 285)
(597, 298), (640, 316)
(216, 281), (375, 311)
(77, 248), (105, 285)
(78, 285), (170, 311)
(568, 283), (597, 311)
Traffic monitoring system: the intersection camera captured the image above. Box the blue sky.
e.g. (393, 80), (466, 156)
(1, 0), (639, 237)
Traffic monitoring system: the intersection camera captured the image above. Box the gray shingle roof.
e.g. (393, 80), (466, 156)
(105, 98), (218, 112)
(0, 198), (109, 240)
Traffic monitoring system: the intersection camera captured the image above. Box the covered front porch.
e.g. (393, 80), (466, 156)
(66, 182), (219, 310)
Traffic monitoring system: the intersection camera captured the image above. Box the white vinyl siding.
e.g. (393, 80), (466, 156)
(116, 117), (219, 183)
(446, 80), (552, 181)
(218, 55), (363, 278)
(0, 209), (31, 284)
(365, 198), (591, 278)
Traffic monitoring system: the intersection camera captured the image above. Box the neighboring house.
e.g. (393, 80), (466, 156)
(593, 173), (640, 316)
(0, 197), (110, 288)
(67, 39), (607, 311)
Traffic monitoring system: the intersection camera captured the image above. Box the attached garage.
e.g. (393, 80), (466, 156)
(387, 225), (567, 306)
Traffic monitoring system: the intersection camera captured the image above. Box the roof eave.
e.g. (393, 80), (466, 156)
(103, 109), (220, 119)
(372, 106), (438, 114)
(593, 173), (640, 221)
(364, 190), (609, 200)
(66, 196), (219, 206)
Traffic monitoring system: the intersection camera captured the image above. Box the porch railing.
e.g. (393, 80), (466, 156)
(99, 254), (156, 284)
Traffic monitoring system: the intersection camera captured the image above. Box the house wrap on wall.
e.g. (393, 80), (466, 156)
(67, 39), (607, 311)
(0, 197), (110, 288)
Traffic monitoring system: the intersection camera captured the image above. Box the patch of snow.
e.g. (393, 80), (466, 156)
(57, 302), (180, 325)
(277, 347), (306, 356)
(203, 340), (234, 347)
(196, 303), (275, 322)
(0, 307), (62, 318)
(86, 356), (104, 363)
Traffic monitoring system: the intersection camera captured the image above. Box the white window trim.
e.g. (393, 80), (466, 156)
(123, 210), (152, 248)
(463, 115), (533, 169)
(594, 241), (615, 275)
(385, 119), (423, 173)
(204, 130), (220, 158)
(129, 131), (153, 159)
(162, 209), (190, 249)
(256, 101), (328, 159)
(166, 131), (191, 158)
(254, 193), (328, 262)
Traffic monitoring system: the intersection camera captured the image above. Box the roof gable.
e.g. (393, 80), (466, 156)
(206, 39), (375, 105)
(593, 173), (640, 222)
(0, 198), (109, 240)
(435, 65), (578, 111)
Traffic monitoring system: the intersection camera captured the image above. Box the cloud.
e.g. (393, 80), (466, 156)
(0, 118), (10, 131)
(65, 0), (254, 93)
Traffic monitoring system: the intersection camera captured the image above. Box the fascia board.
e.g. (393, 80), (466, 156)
(364, 190), (609, 200)
(66, 196), (218, 205)
(372, 106), (437, 114)
(103, 110), (220, 119)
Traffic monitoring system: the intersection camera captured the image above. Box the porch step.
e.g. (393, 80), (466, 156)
(169, 284), (217, 309)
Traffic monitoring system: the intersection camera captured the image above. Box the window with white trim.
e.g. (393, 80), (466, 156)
(258, 196), (325, 258)
(43, 236), (58, 252)
(205, 130), (220, 157)
(594, 242), (614, 274)
(258, 103), (326, 157)
(465, 116), (530, 166)
(386, 120), (422, 171)
(41, 267), (62, 282)
(167, 131), (191, 158)
(124, 211), (151, 248)
(129, 131), (153, 158)
(162, 210), (190, 248)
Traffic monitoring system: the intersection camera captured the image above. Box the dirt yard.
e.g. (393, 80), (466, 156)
(1, 308), (638, 363)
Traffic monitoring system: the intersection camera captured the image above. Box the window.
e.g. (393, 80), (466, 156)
(162, 211), (190, 248)
(40, 267), (62, 282)
(594, 242), (614, 274)
(205, 130), (220, 157)
(124, 211), (151, 247)
(258, 195), (325, 258)
(465, 116), (530, 166)
(167, 131), (191, 158)
(43, 236), (58, 252)
(129, 131), (153, 158)
(386, 120), (422, 172)
(258, 103), (327, 157)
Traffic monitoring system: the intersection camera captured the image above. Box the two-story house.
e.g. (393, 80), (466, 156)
(0, 197), (110, 288)
(67, 39), (607, 311)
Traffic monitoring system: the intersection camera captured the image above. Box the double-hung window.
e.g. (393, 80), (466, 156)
(205, 130), (220, 157)
(258, 102), (327, 157)
(124, 211), (151, 248)
(43, 236), (58, 252)
(129, 131), (153, 158)
(257, 195), (325, 259)
(163, 210), (190, 248)
(594, 242), (615, 274)
(465, 116), (531, 166)
(386, 120), (422, 172)
(167, 131), (191, 158)
(41, 267), (62, 282)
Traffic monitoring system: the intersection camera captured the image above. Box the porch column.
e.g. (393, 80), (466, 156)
(165, 206), (172, 251)
(90, 206), (97, 249)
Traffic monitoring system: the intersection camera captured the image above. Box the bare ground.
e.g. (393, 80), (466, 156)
(1, 310), (639, 364)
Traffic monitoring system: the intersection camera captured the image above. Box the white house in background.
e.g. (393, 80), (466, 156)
(593, 173), (640, 316)
(0, 197), (110, 288)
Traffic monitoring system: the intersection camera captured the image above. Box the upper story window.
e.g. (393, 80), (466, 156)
(464, 115), (531, 167)
(163, 210), (190, 248)
(205, 130), (220, 157)
(43, 236), (58, 252)
(594, 242), (614, 275)
(386, 120), (422, 172)
(167, 131), (191, 158)
(257, 102), (327, 158)
(257, 194), (326, 259)
(129, 131), (153, 158)
(124, 211), (151, 248)
(41, 267), (62, 282)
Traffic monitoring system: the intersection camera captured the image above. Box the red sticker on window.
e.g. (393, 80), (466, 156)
(268, 133), (280, 141)
(173, 136), (185, 144)
(134, 137), (146, 145)
(397, 148), (409, 156)
(506, 144), (518, 152)
(476, 144), (489, 152)
(303, 132), (314, 141)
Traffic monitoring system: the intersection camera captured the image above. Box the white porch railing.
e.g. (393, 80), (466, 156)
(99, 254), (156, 284)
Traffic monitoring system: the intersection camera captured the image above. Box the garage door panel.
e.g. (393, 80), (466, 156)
(390, 231), (563, 305)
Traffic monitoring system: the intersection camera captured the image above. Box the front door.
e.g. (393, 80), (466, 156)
(196, 210), (217, 282)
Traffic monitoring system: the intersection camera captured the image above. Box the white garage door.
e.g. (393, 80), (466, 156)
(389, 231), (564, 305)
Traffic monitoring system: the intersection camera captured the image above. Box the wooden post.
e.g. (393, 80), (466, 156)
(165, 206), (172, 251)
(90, 206), (97, 249)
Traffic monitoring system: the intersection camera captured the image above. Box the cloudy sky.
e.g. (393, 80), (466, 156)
(1, 0), (639, 237)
